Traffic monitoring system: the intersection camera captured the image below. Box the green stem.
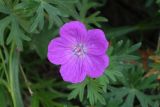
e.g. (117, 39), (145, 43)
(9, 43), (24, 107)
(0, 48), (9, 81)
(20, 65), (33, 96)
(0, 79), (8, 90)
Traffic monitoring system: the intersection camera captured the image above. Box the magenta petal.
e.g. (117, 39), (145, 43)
(60, 57), (86, 83)
(60, 21), (87, 42)
(47, 37), (74, 65)
(87, 29), (109, 55)
(85, 55), (109, 78)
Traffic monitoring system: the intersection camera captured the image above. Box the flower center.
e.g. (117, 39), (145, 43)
(73, 43), (87, 57)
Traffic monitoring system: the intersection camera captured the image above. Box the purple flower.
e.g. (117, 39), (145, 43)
(47, 21), (109, 83)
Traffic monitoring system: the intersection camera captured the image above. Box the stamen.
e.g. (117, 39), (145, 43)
(73, 43), (86, 57)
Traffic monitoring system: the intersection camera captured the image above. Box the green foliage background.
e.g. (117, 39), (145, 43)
(0, 0), (160, 107)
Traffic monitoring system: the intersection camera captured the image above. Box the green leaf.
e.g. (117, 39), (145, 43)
(6, 16), (30, 49)
(30, 0), (78, 32)
(78, 0), (97, 19)
(76, 0), (108, 27)
(85, 11), (108, 28)
(137, 75), (158, 90)
(68, 78), (106, 105)
(105, 67), (123, 82)
(0, 14), (31, 49)
(109, 87), (129, 100)
(0, 0), (10, 14)
(116, 55), (140, 60)
(0, 16), (10, 45)
(50, 0), (79, 19)
(0, 86), (7, 107)
(37, 90), (67, 107)
(121, 92), (135, 107)
(107, 97), (123, 107)
(30, 4), (44, 32)
(13, 0), (38, 18)
(136, 91), (149, 107)
(43, 2), (63, 29)
(68, 79), (88, 102)
(153, 101), (159, 107)
(87, 79), (106, 105)
(126, 42), (142, 54)
(110, 40), (141, 62)
(31, 25), (58, 59)
(31, 94), (39, 107)
(47, 0), (78, 4)
(98, 75), (109, 92)
(106, 26), (138, 39)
